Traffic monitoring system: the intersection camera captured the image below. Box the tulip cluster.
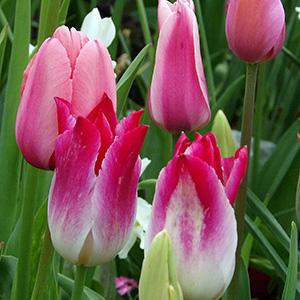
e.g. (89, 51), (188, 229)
(145, 132), (248, 300)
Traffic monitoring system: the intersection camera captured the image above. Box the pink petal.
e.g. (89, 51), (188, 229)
(48, 117), (100, 265)
(16, 38), (73, 169)
(89, 125), (148, 265)
(72, 39), (117, 116)
(148, 1), (210, 133)
(115, 109), (144, 137)
(222, 146), (248, 205)
(52, 26), (89, 75)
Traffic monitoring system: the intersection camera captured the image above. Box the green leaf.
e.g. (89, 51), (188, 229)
(0, 255), (17, 300)
(0, 24), (8, 81)
(116, 43), (151, 117)
(57, 273), (106, 300)
(282, 222), (298, 300)
(137, 179), (157, 191)
(247, 189), (300, 265)
(244, 215), (300, 299)
(58, 0), (70, 26)
(256, 119), (300, 200)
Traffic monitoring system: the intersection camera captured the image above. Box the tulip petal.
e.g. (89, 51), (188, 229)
(89, 124), (148, 265)
(148, 1), (210, 133)
(146, 154), (237, 300)
(116, 109), (144, 137)
(16, 38), (73, 169)
(48, 117), (100, 265)
(72, 39), (117, 116)
(222, 145), (248, 205)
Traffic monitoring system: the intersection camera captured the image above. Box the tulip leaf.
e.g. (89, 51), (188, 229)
(57, 273), (106, 300)
(281, 222), (298, 300)
(116, 43), (151, 118)
(0, 255), (17, 300)
(137, 179), (157, 191)
(0, 24), (8, 81)
(247, 188), (300, 266)
(256, 119), (300, 200)
(244, 215), (300, 299)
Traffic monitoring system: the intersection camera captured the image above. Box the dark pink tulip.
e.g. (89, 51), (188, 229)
(225, 0), (285, 63)
(48, 94), (148, 266)
(145, 132), (247, 300)
(16, 26), (116, 170)
(148, 0), (210, 134)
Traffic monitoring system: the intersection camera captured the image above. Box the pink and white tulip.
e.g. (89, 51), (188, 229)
(16, 25), (116, 170)
(148, 0), (210, 133)
(145, 132), (248, 300)
(48, 94), (148, 266)
(225, 0), (285, 63)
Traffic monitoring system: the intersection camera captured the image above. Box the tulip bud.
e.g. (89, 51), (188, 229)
(211, 110), (237, 158)
(139, 230), (183, 300)
(225, 0), (285, 64)
(148, 0), (210, 133)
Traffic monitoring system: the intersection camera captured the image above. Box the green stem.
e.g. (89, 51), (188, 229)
(31, 224), (54, 300)
(194, 0), (216, 107)
(135, 0), (155, 66)
(0, 0), (30, 249)
(251, 63), (265, 190)
(15, 165), (39, 300)
(71, 266), (88, 300)
(227, 63), (259, 299)
(172, 133), (181, 155)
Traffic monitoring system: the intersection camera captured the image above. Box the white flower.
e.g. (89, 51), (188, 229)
(296, 7), (300, 20)
(80, 8), (116, 47)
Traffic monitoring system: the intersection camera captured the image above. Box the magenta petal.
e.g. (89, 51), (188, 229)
(72, 39), (117, 116)
(89, 125), (148, 265)
(16, 38), (72, 169)
(48, 117), (100, 265)
(115, 110), (144, 137)
(222, 146), (248, 205)
(54, 97), (76, 134)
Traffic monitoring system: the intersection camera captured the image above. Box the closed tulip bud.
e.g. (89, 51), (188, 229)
(225, 0), (285, 64)
(211, 110), (237, 158)
(139, 230), (183, 300)
(148, 0), (210, 134)
(145, 132), (248, 300)
(16, 25), (116, 170)
(48, 94), (148, 266)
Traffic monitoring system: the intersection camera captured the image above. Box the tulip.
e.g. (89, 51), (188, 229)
(211, 110), (237, 158)
(16, 25), (116, 170)
(225, 0), (285, 64)
(80, 8), (116, 47)
(145, 132), (248, 300)
(148, 0), (210, 134)
(139, 230), (183, 300)
(48, 94), (148, 266)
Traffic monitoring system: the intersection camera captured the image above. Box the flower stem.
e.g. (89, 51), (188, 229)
(194, 0), (216, 107)
(227, 63), (259, 299)
(14, 165), (39, 300)
(31, 223), (54, 300)
(71, 265), (88, 300)
(172, 133), (181, 154)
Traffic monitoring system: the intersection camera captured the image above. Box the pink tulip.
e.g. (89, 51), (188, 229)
(16, 25), (116, 170)
(145, 132), (248, 300)
(225, 0), (285, 63)
(148, 0), (210, 134)
(48, 94), (148, 266)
